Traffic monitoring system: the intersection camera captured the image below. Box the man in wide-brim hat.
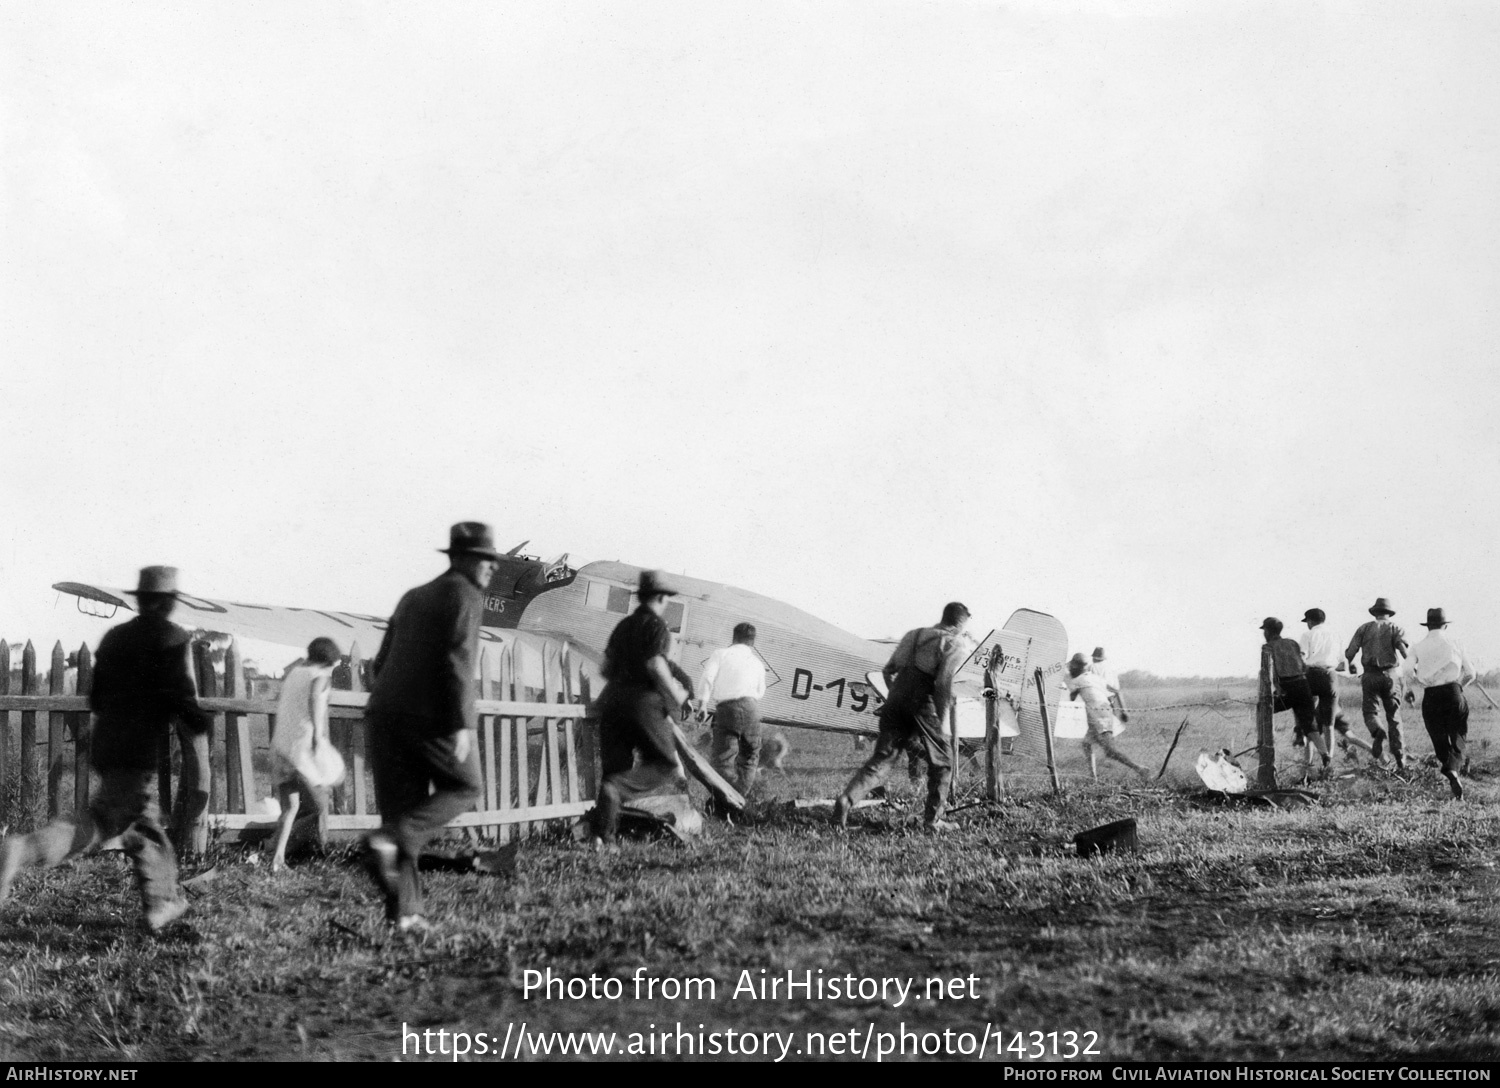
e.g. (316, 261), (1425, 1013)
(0, 566), (210, 932)
(363, 523), (500, 930)
(590, 570), (691, 846)
(1404, 608), (1477, 800)
(1344, 598), (1410, 768)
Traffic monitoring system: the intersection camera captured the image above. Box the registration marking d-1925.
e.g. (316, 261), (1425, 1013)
(789, 667), (882, 713)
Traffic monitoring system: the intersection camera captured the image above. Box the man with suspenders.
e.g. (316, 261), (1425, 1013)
(833, 603), (972, 831)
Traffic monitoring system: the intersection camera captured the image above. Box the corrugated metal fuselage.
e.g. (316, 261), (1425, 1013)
(481, 557), (1069, 747)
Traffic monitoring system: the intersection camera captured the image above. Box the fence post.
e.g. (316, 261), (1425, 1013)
(348, 640), (368, 817)
(74, 644), (93, 820)
(511, 650), (530, 840)
(327, 646), (350, 816)
(480, 648), (499, 817)
(20, 641), (38, 830)
(1256, 646), (1276, 789)
(47, 642), (66, 819)
(1034, 667), (1061, 796)
(560, 655), (580, 805)
(496, 647), (513, 844)
(173, 642), (213, 858)
(983, 658), (1003, 800)
(577, 672), (598, 801)
(224, 640), (255, 813)
(0, 640), (9, 819)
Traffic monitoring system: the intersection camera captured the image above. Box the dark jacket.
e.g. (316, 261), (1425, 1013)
(367, 569), (485, 736)
(601, 606), (672, 690)
(88, 614), (211, 771)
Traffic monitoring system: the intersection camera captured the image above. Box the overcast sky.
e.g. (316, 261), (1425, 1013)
(3, 1), (1498, 676)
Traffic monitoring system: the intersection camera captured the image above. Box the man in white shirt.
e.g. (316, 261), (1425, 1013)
(1067, 653), (1150, 782)
(1088, 647), (1130, 724)
(696, 622), (768, 794)
(1298, 608), (1352, 753)
(1403, 608), (1477, 799)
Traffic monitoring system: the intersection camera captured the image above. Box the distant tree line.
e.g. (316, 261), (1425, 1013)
(1120, 668), (1500, 690)
(1118, 670), (1255, 690)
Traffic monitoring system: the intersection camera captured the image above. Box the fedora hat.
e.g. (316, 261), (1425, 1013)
(1302, 608), (1326, 625)
(1368, 597), (1396, 617)
(637, 570), (680, 598)
(1259, 616), (1283, 634)
(439, 522), (504, 560)
(1091, 646), (1106, 660)
(1421, 607), (1449, 629)
(125, 566), (181, 597)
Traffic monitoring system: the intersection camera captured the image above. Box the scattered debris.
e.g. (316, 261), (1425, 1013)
(1190, 787), (1320, 809)
(1156, 716), (1192, 779)
(791, 798), (883, 811)
(181, 866), (221, 892)
(1074, 818), (1138, 859)
(1245, 789), (1319, 809)
(1196, 749), (1249, 794)
(621, 793), (703, 842)
(417, 841), (520, 875)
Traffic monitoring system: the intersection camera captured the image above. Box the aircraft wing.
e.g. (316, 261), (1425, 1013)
(516, 627), (603, 668)
(54, 581), (396, 654)
(53, 580), (602, 701)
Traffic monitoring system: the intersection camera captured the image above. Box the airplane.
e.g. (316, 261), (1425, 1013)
(53, 544), (1070, 755)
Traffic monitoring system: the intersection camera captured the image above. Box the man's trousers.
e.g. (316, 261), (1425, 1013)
(1304, 666), (1349, 735)
(593, 685), (680, 842)
(709, 697), (762, 794)
(1272, 675), (1318, 739)
(839, 701), (952, 824)
(367, 715), (482, 919)
(0, 769), (182, 917)
(1420, 682), (1468, 776)
(1360, 668), (1404, 760)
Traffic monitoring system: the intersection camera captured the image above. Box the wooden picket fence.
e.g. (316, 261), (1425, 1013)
(0, 637), (599, 846)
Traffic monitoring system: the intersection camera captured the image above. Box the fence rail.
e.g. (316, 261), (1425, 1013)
(0, 637), (599, 847)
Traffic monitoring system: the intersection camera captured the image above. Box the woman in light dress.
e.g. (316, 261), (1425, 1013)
(270, 637), (346, 870)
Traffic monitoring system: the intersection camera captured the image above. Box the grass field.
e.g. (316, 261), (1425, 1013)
(3, 682), (1500, 1062)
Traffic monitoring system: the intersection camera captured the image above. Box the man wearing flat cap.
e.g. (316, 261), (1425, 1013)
(363, 523), (498, 930)
(1403, 608), (1476, 800)
(1344, 598), (1409, 768)
(1298, 609), (1352, 754)
(590, 570), (691, 845)
(0, 566), (209, 932)
(1261, 617), (1328, 775)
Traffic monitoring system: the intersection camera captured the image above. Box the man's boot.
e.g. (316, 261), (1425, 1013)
(924, 767), (954, 830)
(0, 835), (33, 905)
(1443, 770), (1464, 800)
(830, 794), (851, 829)
(1369, 728), (1386, 762)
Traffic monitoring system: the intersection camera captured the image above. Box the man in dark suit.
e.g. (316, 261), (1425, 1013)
(0, 566), (210, 932)
(363, 522), (499, 930)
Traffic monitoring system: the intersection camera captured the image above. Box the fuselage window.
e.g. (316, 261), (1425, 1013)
(664, 600), (685, 633)
(584, 580), (612, 611)
(608, 587), (633, 614)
